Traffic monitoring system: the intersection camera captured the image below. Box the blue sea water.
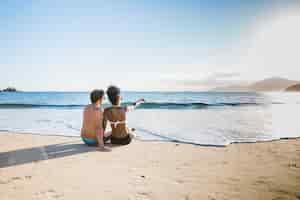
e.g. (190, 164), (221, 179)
(0, 91), (299, 146)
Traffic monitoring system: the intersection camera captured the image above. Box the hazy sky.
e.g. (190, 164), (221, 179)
(0, 0), (299, 91)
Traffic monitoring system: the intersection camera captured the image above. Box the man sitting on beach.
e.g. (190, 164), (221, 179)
(81, 89), (110, 150)
(103, 86), (144, 145)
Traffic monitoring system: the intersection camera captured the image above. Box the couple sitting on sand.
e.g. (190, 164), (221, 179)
(81, 85), (144, 150)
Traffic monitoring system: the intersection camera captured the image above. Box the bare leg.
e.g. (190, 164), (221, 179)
(104, 131), (112, 138)
(103, 131), (112, 144)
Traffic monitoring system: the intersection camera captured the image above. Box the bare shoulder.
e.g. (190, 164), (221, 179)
(84, 104), (92, 110)
(84, 104), (95, 114)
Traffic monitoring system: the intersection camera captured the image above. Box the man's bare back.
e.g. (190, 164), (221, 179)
(81, 104), (103, 140)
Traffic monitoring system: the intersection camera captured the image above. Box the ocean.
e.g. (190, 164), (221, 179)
(0, 91), (299, 146)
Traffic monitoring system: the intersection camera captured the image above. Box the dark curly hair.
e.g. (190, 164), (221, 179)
(106, 85), (120, 105)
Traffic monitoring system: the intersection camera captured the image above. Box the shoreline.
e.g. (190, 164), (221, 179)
(1, 130), (300, 148)
(0, 132), (300, 199)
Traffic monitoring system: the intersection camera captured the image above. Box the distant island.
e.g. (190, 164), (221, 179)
(213, 77), (300, 92)
(1, 87), (18, 92)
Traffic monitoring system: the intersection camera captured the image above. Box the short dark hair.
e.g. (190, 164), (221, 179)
(106, 85), (120, 105)
(90, 89), (104, 103)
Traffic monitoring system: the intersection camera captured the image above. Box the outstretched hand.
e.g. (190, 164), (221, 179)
(128, 98), (145, 111)
(136, 98), (145, 103)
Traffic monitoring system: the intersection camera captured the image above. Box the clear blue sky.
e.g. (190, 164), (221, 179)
(0, 0), (299, 91)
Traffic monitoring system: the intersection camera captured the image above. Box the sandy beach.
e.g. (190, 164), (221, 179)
(0, 132), (299, 200)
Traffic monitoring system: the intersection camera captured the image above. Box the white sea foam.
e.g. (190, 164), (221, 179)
(0, 92), (299, 146)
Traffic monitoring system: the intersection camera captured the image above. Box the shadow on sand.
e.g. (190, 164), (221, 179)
(0, 140), (118, 168)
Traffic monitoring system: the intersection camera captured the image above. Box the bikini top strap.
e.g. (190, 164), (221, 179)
(109, 120), (127, 128)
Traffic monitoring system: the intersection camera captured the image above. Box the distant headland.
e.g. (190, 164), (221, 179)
(0, 87), (19, 92)
(285, 83), (300, 92)
(213, 77), (300, 92)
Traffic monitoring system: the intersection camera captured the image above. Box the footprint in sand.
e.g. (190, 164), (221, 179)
(0, 179), (10, 184)
(11, 176), (22, 181)
(269, 188), (291, 197)
(25, 175), (32, 180)
(288, 163), (299, 168)
(135, 191), (151, 200)
(0, 176), (33, 186)
(255, 179), (267, 185)
(208, 195), (217, 200)
(228, 177), (240, 182)
(175, 179), (185, 184)
(222, 161), (228, 165)
(34, 189), (64, 199)
(254, 176), (269, 185)
(2, 176), (22, 185)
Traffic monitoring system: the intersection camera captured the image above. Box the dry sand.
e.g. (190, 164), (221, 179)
(0, 132), (299, 200)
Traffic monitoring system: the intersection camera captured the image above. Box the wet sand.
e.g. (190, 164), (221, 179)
(0, 132), (299, 200)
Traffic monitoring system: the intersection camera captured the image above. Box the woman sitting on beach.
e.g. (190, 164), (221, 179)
(103, 86), (144, 145)
(81, 89), (110, 150)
